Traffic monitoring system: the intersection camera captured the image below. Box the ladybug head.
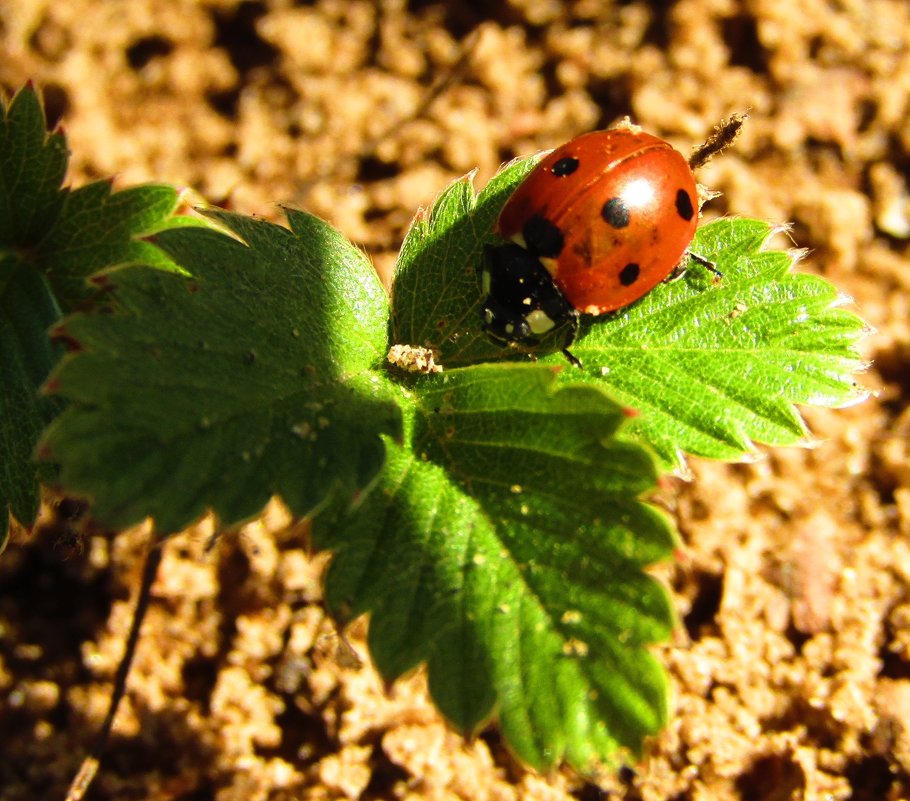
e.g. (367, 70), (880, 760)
(480, 243), (579, 357)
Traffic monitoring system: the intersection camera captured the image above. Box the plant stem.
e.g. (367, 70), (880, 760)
(64, 537), (164, 801)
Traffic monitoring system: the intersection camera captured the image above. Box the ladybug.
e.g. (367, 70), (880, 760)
(480, 117), (744, 365)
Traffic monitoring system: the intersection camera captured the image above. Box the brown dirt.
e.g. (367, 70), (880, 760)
(2, 1), (910, 799)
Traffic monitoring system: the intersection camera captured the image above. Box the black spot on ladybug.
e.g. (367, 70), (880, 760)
(523, 215), (564, 258)
(619, 262), (640, 286)
(551, 157), (579, 177)
(676, 189), (695, 221)
(601, 197), (630, 228)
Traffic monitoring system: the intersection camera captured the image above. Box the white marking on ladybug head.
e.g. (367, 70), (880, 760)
(526, 310), (556, 334)
(539, 256), (558, 277)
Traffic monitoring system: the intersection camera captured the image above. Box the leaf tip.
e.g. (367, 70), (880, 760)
(546, 362), (574, 377)
(88, 273), (112, 288)
(49, 323), (82, 353)
(672, 546), (690, 565)
(734, 447), (765, 464)
(34, 440), (55, 461)
(768, 221), (796, 244)
(829, 290), (866, 315)
(788, 246), (811, 268)
(672, 626), (690, 647)
(828, 385), (874, 409)
(669, 457), (694, 481)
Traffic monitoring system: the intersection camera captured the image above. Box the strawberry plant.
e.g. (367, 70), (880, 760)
(0, 84), (867, 794)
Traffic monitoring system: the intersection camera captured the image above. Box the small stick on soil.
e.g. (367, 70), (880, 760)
(365, 29), (480, 154)
(689, 112), (748, 170)
(64, 539), (164, 801)
(295, 31), (480, 200)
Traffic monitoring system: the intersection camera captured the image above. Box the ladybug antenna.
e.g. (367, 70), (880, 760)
(561, 311), (582, 368)
(688, 112), (748, 170)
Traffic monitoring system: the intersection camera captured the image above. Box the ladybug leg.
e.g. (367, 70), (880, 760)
(664, 251), (722, 284)
(561, 348), (582, 368)
(560, 311), (582, 368)
(664, 261), (687, 283)
(689, 251), (723, 281)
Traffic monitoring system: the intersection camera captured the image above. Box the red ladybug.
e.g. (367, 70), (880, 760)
(481, 118), (743, 364)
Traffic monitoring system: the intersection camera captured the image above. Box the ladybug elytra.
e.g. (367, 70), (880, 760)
(481, 117), (744, 365)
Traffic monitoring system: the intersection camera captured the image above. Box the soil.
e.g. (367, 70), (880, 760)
(2, 1), (910, 800)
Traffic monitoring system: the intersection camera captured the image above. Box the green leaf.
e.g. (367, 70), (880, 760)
(0, 258), (63, 551)
(566, 219), (868, 468)
(0, 84), (68, 549)
(391, 158), (538, 366)
(390, 162), (867, 470)
(316, 363), (676, 771)
(0, 84), (194, 547)
(35, 180), (197, 308)
(0, 84), (68, 247)
(41, 209), (403, 534)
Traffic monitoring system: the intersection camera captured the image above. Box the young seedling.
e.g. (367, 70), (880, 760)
(0, 84), (867, 798)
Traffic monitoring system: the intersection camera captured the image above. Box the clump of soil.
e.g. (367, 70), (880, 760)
(2, 1), (910, 799)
